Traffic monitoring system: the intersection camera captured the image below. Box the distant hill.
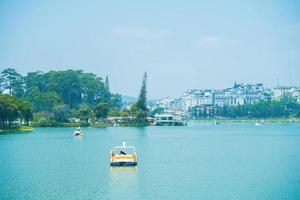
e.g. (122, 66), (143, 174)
(147, 99), (158, 106)
(122, 95), (157, 107)
(122, 95), (137, 104)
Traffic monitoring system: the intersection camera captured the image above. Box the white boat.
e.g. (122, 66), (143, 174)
(73, 127), (84, 136)
(110, 142), (137, 166)
(214, 120), (220, 125)
(255, 122), (262, 126)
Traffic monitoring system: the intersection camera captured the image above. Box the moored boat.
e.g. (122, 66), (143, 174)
(255, 122), (262, 126)
(110, 142), (137, 166)
(73, 127), (84, 136)
(214, 120), (220, 125)
(154, 113), (187, 126)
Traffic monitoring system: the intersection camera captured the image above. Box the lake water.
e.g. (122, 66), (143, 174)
(1, 123), (300, 200)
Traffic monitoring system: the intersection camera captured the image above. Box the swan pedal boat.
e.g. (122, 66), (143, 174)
(73, 127), (84, 136)
(110, 142), (137, 166)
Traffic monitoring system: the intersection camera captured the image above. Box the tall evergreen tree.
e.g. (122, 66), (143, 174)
(1, 68), (24, 96)
(137, 72), (147, 110)
(0, 94), (33, 127)
(0, 76), (4, 93)
(104, 75), (110, 92)
(131, 72), (148, 119)
(94, 102), (109, 119)
(99, 75), (111, 104)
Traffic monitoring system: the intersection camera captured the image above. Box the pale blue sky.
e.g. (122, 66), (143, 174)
(0, 0), (299, 98)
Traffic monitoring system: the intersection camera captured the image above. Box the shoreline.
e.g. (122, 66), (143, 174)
(0, 126), (34, 132)
(1, 118), (299, 132)
(191, 117), (300, 123)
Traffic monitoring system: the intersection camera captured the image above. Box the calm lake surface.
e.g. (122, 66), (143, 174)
(1, 123), (300, 200)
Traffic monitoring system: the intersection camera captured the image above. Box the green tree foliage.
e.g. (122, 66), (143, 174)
(131, 72), (148, 119)
(41, 70), (82, 108)
(0, 76), (5, 93)
(0, 94), (33, 127)
(53, 104), (71, 122)
(17, 100), (33, 125)
(0, 68), (123, 110)
(108, 108), (121, 117)
(23, 70), (121, 109)
(0, 68), (125, 126)
(98, 75), (110, 104)
(151, 107), (164, 117)
(137, 72), (147, 111)
(1, 68), (24, 97)
(38, 92), (63, 112)
(193, 95), (300, 119)
(109, 94), (122, 109)
(94, 102), (109, 119)
(78, 104), (91, 125)
(104, 75), (110, 92)
(79, 72), (104, 105)
(120, 108), (130, 117)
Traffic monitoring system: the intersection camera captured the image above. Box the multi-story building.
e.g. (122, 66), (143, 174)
(153, 82), (300, 115)
(271, 86), (300, 102)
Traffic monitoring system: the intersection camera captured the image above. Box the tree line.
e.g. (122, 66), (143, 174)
(0, 68), (149, 127)
(0, 94), (33, 128)
(189, 95), (300, 119)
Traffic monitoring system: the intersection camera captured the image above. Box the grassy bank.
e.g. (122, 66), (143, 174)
(31, 120), (149, 128)
(31, 122), (82, 127)
(0, 125), (34, 132)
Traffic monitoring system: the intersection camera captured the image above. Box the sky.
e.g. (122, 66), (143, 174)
(0, 0), (299, 99)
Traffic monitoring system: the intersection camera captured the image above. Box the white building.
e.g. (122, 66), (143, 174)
(153, 83), (299, 115)
(271, 86), (300, 102)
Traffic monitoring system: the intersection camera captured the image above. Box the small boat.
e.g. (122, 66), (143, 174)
(214, 120), (220, 125)
(73, 127), (84, 136)
(110, 142), (137, 166)
(255, 122), (262, 126)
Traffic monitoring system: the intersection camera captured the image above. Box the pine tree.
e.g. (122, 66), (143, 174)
(1, 68), (23, 96)
(136, 72), (147, 111)
(102, 75), (111, 104)
(104, 75), (110, 92)
(131, 72), (148, 120)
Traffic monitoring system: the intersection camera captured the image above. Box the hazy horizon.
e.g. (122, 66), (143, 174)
(1, 0), (299, 99)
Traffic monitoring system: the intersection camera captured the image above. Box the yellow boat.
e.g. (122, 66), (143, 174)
(110, 142), (137, 166)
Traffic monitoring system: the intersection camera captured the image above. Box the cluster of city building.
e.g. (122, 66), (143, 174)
(154, 82), (300, 115)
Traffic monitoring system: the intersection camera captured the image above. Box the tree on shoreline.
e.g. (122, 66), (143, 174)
(1, 68), (24, 97)
(0, 94), (33, 128)
(78, 104), (92, 125)
(191, 95), (300, 119)
(131, 72), (148, 120)
(0, 68), (123, 125)
(94, 102), (109, 120)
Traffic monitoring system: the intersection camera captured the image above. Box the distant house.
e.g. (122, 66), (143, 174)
(152, 82), (300, 117)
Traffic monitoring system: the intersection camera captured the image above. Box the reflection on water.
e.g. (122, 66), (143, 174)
(108, 167), (138, 198)
(109, 166), (137, 181)
(134, 126), (147, 136)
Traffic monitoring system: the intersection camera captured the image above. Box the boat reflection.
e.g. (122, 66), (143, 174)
(108, 166), (137, 198)
(109, 166), (137, 181)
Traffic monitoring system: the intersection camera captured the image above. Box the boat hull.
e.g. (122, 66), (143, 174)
(110, 161), (137, 166)
(73, 133), (83, 136)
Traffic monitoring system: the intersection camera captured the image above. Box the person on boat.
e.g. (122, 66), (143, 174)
(120, 150), (126, 155)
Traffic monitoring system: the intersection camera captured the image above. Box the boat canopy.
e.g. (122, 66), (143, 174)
(112, 142), (136, 154)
